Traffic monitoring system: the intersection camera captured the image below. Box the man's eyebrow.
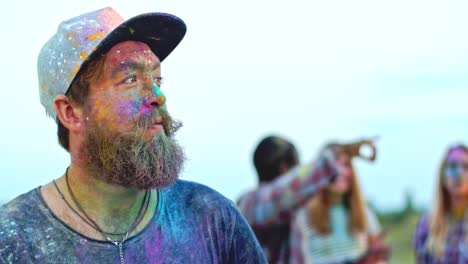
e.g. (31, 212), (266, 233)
(112, 61), (161, 77)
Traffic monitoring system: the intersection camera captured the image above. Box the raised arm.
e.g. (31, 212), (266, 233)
(237, 155), (336, 227)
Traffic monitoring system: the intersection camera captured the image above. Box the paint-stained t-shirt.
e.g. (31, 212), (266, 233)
(0, 180), (266, 264)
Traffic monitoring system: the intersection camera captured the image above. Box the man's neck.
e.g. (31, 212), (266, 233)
(54, 164), (151, 238)
(66, 164), (142, 212)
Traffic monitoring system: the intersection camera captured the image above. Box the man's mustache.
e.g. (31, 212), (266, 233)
(137, 109), (182, 136)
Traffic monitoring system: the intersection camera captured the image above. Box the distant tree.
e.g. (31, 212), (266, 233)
(402, 189), (416, 216)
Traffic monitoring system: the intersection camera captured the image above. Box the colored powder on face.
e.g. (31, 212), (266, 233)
(446, 149), (468, 178)
(92, 98), (119, 128)
(122, 98), (144, 118)
(153, 83), (166, 106)
(156, 96), (165, 106)
(447, 148), (468, 162)
(113, 72), (126, 81)
(445, 166), (462, 179)
(90, 91), (144, 132)
(153, 83), (163, 97)
(87, 42), (166, 131)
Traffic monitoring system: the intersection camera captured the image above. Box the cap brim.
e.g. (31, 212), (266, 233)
(86, 12), (186, 66)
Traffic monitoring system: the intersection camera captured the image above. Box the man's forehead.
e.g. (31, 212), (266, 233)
(105, 41), (161, 71)
(107, 41), (159, 60)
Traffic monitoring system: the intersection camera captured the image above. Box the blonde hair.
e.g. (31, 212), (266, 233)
(427, 145), (468, 256)
(306, 162), (368, 235)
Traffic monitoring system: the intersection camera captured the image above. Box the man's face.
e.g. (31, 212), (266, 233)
(81, 40), (185, 190)
(444, 148), (468, 197)
(86, 41), (166, 139)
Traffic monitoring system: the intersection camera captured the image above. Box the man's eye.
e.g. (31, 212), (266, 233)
(123, 75), (137, 84)
(153, 77), (163, 85)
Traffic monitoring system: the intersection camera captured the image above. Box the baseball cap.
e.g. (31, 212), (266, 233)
(38, 7), (186, 119)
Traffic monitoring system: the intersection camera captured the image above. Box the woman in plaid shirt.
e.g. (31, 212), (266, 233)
(414, 144), (468, 263)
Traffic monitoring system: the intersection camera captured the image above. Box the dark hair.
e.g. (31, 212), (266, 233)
(56, 55), (107, 151)
(253, 135), (299, 183)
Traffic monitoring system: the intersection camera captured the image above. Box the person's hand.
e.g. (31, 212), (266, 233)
(320, 137), (377, 183)
(341, 137), (378, 162)
(356, 230), (391, 264)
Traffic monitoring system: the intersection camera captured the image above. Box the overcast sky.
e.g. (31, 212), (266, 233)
(1, 0), (468, 210)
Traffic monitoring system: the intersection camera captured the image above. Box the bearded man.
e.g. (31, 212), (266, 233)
(0, 7), (265, 264)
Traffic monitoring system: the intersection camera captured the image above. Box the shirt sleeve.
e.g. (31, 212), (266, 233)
(237, 156), (336, 227)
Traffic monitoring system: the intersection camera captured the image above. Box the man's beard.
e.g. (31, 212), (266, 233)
(82, 109), (185, 190)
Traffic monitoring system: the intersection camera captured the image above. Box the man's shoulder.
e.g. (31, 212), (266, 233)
(0, 188), (41, 223)
(164, 180), (236, 212)
(163, 181), (267, 263)
(0, 188), (43, 261)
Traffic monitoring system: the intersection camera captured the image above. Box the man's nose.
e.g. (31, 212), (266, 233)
(144, 82), (166, 108)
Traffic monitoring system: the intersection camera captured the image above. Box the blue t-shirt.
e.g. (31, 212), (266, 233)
(0, 180), (266, 263)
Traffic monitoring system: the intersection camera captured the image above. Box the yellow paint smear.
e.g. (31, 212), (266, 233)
(87, 31), (105, 41)
(79, 51), (88, 60)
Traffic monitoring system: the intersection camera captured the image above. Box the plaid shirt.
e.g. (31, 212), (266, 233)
(237, 157), (336, 263)
(414, 213), (468, 263)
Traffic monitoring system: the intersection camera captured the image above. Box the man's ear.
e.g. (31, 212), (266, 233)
(54, 94), (84, 132)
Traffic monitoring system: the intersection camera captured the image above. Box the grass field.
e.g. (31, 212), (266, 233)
(375, 196), (422, 264)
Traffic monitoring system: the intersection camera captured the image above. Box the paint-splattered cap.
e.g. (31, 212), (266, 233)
(38, 7), (186, 119)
